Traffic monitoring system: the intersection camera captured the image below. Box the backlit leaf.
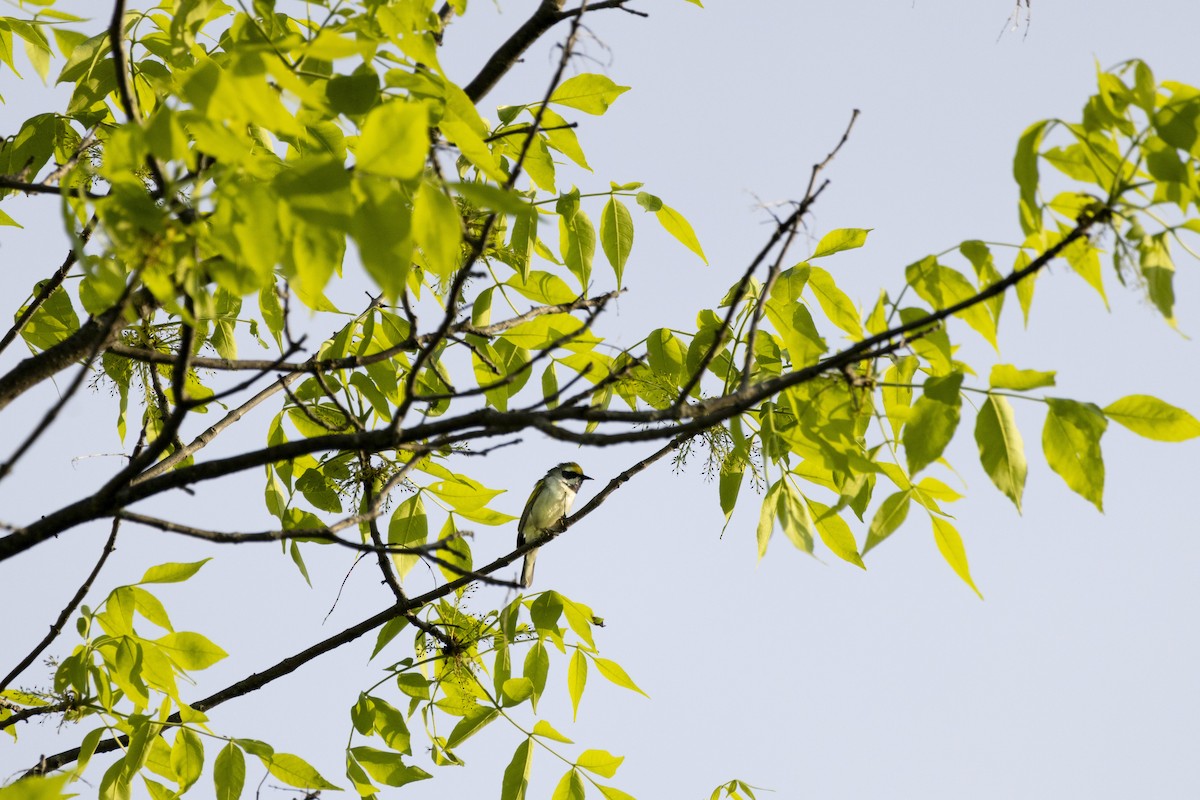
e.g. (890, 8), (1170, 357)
(1042, 398), (1107, 510)
(567, 649), (587, 720)
(975, 395), (1027, 511)
(989, 364), (1056, 391)
(1103, 394), (1200, 441)
(931, 517), (982, 598)
(655, 204), (707, 263)
(549, 73), (630, 115)
(600, 196), (634, 286)
(811, 227), (870, 258)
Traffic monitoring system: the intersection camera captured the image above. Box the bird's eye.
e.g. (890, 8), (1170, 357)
(563, 470), (577, 479)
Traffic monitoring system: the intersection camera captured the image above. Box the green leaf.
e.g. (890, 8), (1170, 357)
(775, 483), (814, 554)
(170, 728), (204, 792)
(413, 180), (463, 279)
(139, 559), (211, 585)
(646, 328), (686, 384)
(863, 491), (910, 555)
(598, 785), (639, 800)
(370, 695), (412, 754)
(592, 656), (648, 697)
(567, 649), (587, 720)
(989, 364), (1056, 391)
(396, 672), (430, 701)
(577, 749), (624, 779)
(903, 372), (964, 475)
(1138, 232), (1176, 324)
(560, 208), (596, 290)
(539, 107), (591, 169)
(532, 720), (574, 744)
(975, 395), (1027, 511)
(1042, 398), (1107, 510)
(445, 704), (499, 749)
(806, 265), (863, 338)
(257, 752), (340, 791)
(501, 677), (535, 706)
(351, 176), (413, 300)
(388, 495), (428, 578)
(804, 497), (864, 568)
(600, 196), (634, 286)
(1103, 395), (1200, 441)
(931, 517), (982, 598)
(356, 99), (429, 179)
(549, 73), (631, 115)
(157, 631), (228, 670)
(552, 768), (588, 800)
(371, 617), (409, 660)
(523, 642), (549, 711)
(507, 271), (577, 305)
(905, 256), (997, 348)
(811, 227), (870, 258)
(718, 450), (745, 531)
(214, 743), (245, 800)
(17, 281), (79, 351)
(349, 747), (431, 788)
(655, 204), (707, 264)
(1014, 120), (1049, 234)
(756, 480), (781, 559)
(501, 738), (533, 800)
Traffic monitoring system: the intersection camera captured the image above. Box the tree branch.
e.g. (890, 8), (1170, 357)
(0, 518), (120, 694)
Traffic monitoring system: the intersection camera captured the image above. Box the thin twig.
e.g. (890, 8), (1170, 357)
(0, 518), (120, 694)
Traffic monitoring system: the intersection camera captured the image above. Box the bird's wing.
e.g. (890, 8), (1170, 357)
(517, 482), (542, 547)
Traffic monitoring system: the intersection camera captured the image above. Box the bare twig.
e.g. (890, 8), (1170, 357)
(0, 519), (120, 694)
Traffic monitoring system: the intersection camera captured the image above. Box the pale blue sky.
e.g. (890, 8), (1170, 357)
(3, 2), (1199, 798)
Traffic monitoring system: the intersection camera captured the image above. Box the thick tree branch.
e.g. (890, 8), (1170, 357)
(0, 209), (1108, 563)
(0, 176), (106, 200)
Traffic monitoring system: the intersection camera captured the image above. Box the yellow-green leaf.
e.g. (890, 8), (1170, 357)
(357, 100), (429, 179)
(139, 560), (211, 585)
(1103, 394), (1200, 441)
(592, 656), (648, 697)
(811, 227), (870, 258)
(989, 364), (1056, 391)
(804, 497), (864, 568)
(501, 738), (533, 800)
(655, 204), (707, 264)
(170, 729), (204, 791)
(258, 753), (340, 791)
(1042, 398), (1106, 510)
(576, 749), (624, 779)
(806, 265), (862, 338)
(156, 632), (228, 670)
(975, 395), (1027, 511)
(214, 743), (245, 800)
(388, 495), (428, 578)
(931, 517), (982, 598)
(600, 196), (634, 286)
(567, 649), (587, 720)
(549, 73), (630, 115)
(863, 491), (910, 555)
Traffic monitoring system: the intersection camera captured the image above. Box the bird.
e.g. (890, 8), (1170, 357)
(517, 462), (592, 588)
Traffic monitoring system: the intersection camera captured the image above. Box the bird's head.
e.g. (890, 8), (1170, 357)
(548, 461), (592, 493)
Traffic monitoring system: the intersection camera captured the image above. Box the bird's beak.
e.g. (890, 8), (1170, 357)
(582, 474), (593, 481)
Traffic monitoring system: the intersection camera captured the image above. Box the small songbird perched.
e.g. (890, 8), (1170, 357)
(517, 462), (592, 587)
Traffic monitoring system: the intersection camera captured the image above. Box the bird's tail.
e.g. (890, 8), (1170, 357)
(521, 548), (538, 588)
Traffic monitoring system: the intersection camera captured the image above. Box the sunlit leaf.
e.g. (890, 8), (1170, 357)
(975, 395), (1027, 511)
(1103, 394), (1200, 441)
(1043, 398), (1107, 510)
